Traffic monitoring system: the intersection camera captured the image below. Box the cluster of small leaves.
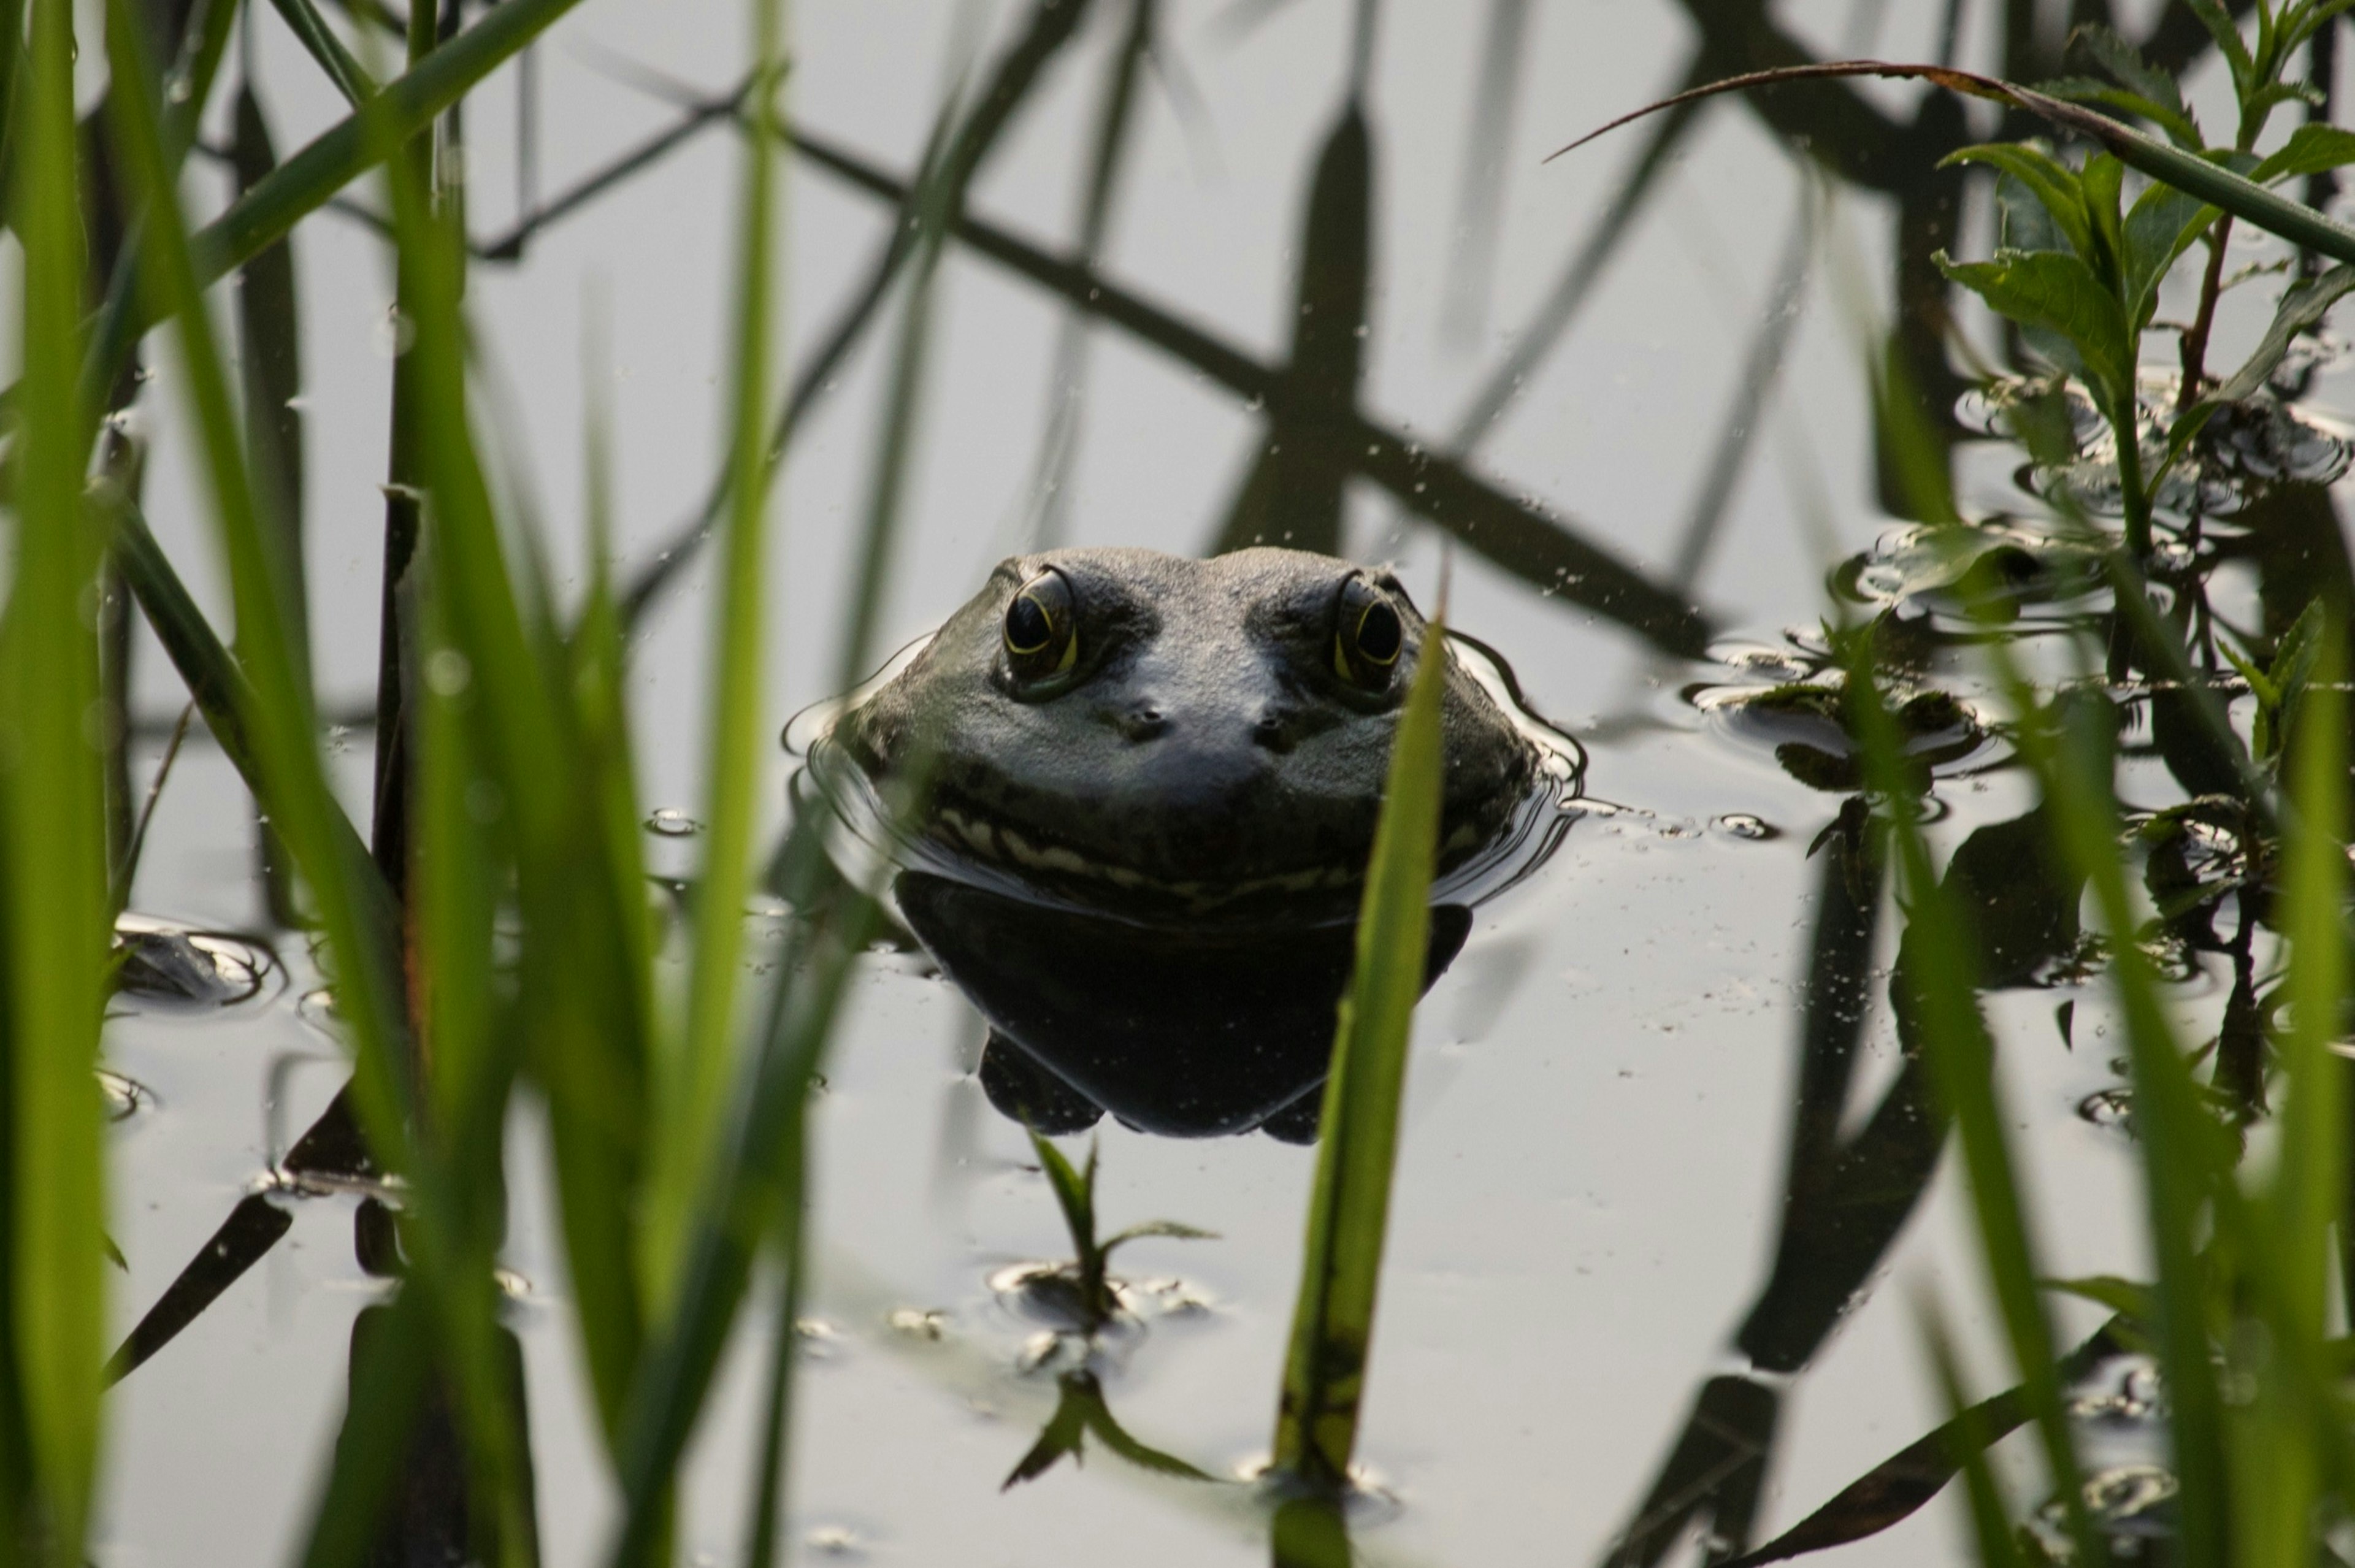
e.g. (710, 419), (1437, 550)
(1937, 10), (2355, 552)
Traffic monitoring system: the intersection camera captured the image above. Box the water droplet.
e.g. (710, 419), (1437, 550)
(426, 649), (471, 696)
(372, 306), (416, 358)
(645, 808), (702, 837)
(806, 1525), (864, 1556)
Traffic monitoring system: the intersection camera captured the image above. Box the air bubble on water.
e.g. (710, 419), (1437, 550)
(2078, 1087), (2134, 1131)
(886, 1307), (947, 1340)
(646, 808), (702, 837)
(1714, 813), (1778, 841)
(806, 1526), (864, 1556)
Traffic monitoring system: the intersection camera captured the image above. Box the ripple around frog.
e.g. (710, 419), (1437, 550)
(790, 628), (1587, 927)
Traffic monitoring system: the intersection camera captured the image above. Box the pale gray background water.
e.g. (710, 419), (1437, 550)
(89, 0), (2316, 1562)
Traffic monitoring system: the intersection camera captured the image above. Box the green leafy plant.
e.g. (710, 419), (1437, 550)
(1026, 1128), (1214, 1337)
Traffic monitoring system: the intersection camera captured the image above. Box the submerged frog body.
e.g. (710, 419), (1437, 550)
(813, 546), (1570, 1138)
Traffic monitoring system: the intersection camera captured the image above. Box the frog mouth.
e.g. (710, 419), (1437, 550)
(800, 709), (1578, 920)
(919, 798), (1501, 905)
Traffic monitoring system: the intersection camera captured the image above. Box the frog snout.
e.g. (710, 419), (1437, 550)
(1112, 702), (1170, 742)
(1106, 696), (1303, 754)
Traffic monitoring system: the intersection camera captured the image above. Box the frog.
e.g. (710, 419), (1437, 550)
(813, 545), (1566, 1138)
(828, 546), (1541, 912)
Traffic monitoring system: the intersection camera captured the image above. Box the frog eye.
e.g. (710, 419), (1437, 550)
(1332, 576), (1404, 691)
(1003, 569), (1079, 681)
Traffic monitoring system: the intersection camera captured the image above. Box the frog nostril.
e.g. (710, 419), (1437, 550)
(1252, 709), (1298, 753)
(1119, 705), (1168, 741)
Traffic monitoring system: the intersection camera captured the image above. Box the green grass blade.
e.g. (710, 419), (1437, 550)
(2229, 625), (2349, 1568)
(104, 500), (400, 949)
(642, 0), (786, 1311)
(266, 0), (380, 106)
(2029, 691), (2229, 1568)
(1270, 611), (1448, 1490)
(101, 0), (416, 1173)
(2273, 625), (2344, 1355)
(1842, 662), (2100, 1564)
(229, 78), (311, 925)
(363, 34), (656, 1490)
(608, 833), (881, 1568)
(1, 0), (109, 1549)
(69, 0), (591, 413)
(294, 1292), (431, 1568)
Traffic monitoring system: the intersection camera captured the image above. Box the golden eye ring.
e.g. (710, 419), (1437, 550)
(1003, 570), (1079, 681)
(1332, 576), (1404, 690)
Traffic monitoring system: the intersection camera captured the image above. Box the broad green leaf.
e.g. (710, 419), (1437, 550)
(2186, 0), (2256, 98)
(2040, 78), (2201, 150)
(2217, 637), (2279, 711)
(1936, 248), (2135, 402)
(2248, 122), (2355, 185)
(2123, 180), (2216, 326)
(1994, 169), (2070, 257)
(1944, 143), (2095, 259)
(1271, 612), (1449, 1490)
(2053, 25), (2200, 146)
(2081, 152), (2127, 276)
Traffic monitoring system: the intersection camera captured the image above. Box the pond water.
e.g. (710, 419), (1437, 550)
(90, 0), (2351, 1564)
